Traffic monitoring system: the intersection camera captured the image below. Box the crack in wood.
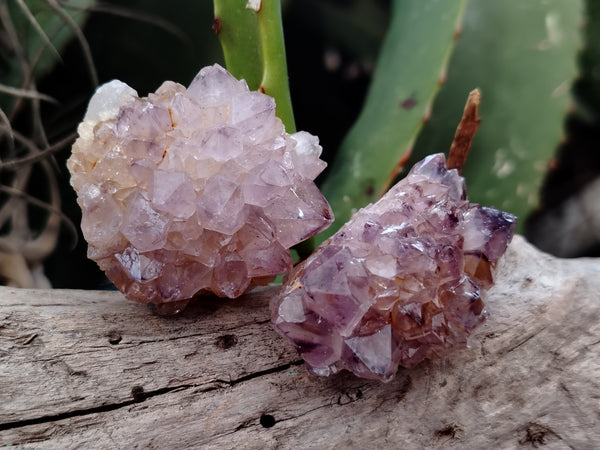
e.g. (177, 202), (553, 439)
(214, 360), (304, 386)
(254, 319), (270, 325)
(501, 330), (544, 355)
(129, 333), (214, 346)
(0, 360), (304, 435)
(20, 333), (37, 345)
(122, 360), (158, 372)
(211, 397), (348, 444)
(0, 384), (193, 433)
(34, 348), (114, 362)
(124, 322), (270, 347)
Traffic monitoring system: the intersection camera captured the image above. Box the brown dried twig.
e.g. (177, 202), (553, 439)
(447, 88), (481, 172)
(47, 0), (98, 87)
(0, 0), (91, 287)
(0, 130), (77, 171)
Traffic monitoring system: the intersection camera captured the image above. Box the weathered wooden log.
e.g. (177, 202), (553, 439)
(1, 236), (598, 449)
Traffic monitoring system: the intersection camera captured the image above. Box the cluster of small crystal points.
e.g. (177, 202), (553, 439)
(68, 64), (332, 310)
(272, 154), (516, 381)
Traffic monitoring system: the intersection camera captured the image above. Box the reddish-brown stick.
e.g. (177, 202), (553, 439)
(447, 88), (481, 172)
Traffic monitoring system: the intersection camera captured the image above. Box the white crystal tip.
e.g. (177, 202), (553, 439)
(84, 80), (138, 122)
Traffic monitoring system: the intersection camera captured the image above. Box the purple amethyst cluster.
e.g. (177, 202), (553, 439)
(68, 65), (332, 311)
(272, 154), (516, 381)
(69, 63), (517, 379)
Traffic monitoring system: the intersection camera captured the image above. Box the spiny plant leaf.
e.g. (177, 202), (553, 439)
(1, 0), (94, 112)
(317, 0), (468, 243)
(411, 0), (582, 231)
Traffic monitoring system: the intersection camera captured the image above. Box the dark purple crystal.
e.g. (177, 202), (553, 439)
(272, 154), (516, 381)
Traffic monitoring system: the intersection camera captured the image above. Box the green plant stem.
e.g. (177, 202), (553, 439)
(213, 0), (262, 90)
(214, 0), (295, 132)
(256, 0), (296, 132)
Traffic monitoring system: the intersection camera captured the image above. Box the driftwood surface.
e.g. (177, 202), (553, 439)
(0, 236), (599, 449)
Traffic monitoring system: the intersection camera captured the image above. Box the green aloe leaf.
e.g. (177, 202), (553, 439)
(411, 0), (582, 231)
(1, 0), (94, 111)
(318, 0), (468, 243)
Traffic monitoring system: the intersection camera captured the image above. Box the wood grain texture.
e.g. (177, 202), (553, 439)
(1, 236), (599, 449)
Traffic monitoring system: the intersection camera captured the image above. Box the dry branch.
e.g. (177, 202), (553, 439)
(447, 89), (481, 172)
(0, 236), (598, 448)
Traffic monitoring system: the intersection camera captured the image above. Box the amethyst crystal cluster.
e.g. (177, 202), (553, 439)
(70, 63), (516, 379)
(68, 65), (332, 310)
(272, 154), (516, 381)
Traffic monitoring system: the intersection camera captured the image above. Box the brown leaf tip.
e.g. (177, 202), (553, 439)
(212, 17), (222, 35)
(447, 89), (482, 172)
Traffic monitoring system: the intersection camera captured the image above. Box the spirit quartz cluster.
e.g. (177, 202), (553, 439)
(272, 154), (516, 381)
(68, 64), (332, 310)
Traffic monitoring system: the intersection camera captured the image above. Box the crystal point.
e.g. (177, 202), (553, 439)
(272, 153), (516, 381)
(68, 65), (333, 309)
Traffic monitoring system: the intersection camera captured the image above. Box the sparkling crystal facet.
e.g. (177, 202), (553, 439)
(68, 64), (333, 308)
(272, 154), (516, 381)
